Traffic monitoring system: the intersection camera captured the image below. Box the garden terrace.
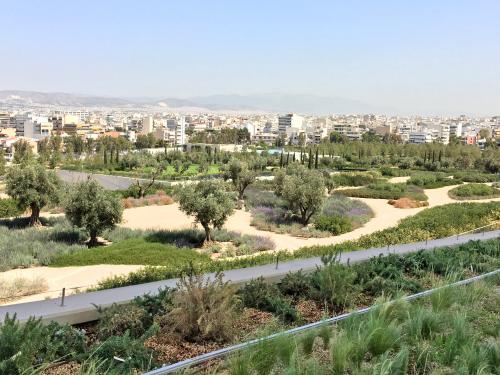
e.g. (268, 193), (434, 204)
(210, 270), (500, 375)
(1, 239), (498, 374)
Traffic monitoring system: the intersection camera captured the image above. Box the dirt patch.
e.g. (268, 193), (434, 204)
(388, 197), (429, 209)
(296, 299), (325, 323)
(42, 362), (82, 375)
(233, 307), (274, 333)
(145, 333), (221, 364)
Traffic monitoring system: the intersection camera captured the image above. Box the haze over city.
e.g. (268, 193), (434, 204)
(2, 0), (500, 115)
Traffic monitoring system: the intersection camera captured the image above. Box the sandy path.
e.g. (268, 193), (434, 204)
(3, 183), (499, 305)
(388, 176), (411, 183)
(1, 265), (142, 305)
(121, 200), (424, 251)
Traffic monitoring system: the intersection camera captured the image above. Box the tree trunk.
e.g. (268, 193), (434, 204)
(88, 231), (99, 248)
(203, 224), (212, 244)
(29, 203), (41, 226)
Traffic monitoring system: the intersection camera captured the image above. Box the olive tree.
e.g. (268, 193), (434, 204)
(65, 179), (123, 247)
(223, 158), (256, 200)
(5, 164), (61, 226)
(275, 164), (325, 226)
(177, 180), (234, 243)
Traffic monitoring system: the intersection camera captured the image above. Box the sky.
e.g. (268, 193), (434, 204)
(1, 0), (500, 115)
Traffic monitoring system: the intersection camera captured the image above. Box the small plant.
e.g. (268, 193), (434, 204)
(163, 272), (237, 342)
(97, 303), (150, 340)
(314, 215), (352, 235)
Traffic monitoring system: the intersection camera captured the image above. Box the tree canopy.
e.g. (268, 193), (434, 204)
(223, 158), (256, 199)
(5, 163), (61, 225)
(64, 179), (123, 247)
(275, 164), (325, 225)
(177, 180), (235, 243)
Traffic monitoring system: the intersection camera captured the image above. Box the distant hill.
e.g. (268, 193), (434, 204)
(157, 93), (376, 115)
(0, 90), (138, 107)
(0, 90), (380, 114)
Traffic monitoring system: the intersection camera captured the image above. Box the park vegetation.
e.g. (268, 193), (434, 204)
(448, 183), (500, 200)
(1, 239), (498, 373)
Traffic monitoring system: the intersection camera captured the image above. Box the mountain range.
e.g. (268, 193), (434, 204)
(0, 90), (382, 115)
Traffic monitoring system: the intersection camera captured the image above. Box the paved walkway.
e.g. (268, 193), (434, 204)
(0, 230), (497, 325)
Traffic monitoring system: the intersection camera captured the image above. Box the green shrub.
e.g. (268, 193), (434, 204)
(238, 277), (298, 322)
(448, 183), (500, 200)
(337, 183), (427, 201)
(331, 172), (384, 187)
(309, 261), (359, 312)
(97, 303), (150, 340)
(0, 315), (86, 373)
(0, 198), (22, 218)
(408, 172), (459, 189)
(314, 215), (352, 235)
(278, 271), (313, 299)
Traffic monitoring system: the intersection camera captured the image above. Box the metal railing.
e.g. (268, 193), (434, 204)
(144, 268), (500, 374)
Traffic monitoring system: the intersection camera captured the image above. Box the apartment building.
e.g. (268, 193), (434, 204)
(278, 113), (304, 134)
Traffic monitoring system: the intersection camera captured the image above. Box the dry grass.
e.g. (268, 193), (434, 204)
(123, 191), (174, 209)
(388, 197), (429, 209)
(0, 276), (49, 303)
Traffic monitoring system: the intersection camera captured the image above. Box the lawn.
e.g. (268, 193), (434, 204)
(51, 237), (210, 267)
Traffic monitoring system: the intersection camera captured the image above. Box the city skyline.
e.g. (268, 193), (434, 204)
(1, 1), (500, 115)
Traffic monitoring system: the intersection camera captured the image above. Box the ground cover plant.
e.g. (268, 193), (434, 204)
(336, 182), (428, 201)
(51, 227), (275, 266)
(0, 217), (88, 271)
(2, 239), (498, 374)
(0, 198), (22, 218)
(330, 171), (385, 186)
(407, 171), (460, 189)
(220, 273), (500, 375)
(448, 183), (500, 200)
(95, 201), (500, 289)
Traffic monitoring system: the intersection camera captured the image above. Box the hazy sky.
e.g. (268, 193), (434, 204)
(1, 0), (499, 115)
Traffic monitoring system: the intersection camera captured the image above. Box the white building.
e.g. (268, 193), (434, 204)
(409, 131), (433, 144)
(449, 123), (463, 138)
(278, 113), (304, 134)
(176, 116), (186, 145)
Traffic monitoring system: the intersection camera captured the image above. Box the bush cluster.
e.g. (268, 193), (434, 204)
(0, 198), (22, 218)
(448, 183), (500, 200)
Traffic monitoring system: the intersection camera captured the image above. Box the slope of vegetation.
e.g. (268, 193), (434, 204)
(2, 239), (498, 374)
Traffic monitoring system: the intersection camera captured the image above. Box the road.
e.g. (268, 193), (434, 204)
(0, 230), (497, 325)
(57, 169), (274, 190)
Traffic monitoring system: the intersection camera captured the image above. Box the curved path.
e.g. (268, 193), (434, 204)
(2, 183), (499, 305)
(121, 183), (500, 252)
(1, 230), (498, 324)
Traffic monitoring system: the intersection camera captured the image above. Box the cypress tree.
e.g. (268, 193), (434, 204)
(308, 148), (312, 169)
(293, 153), (296, 162)
(280, 152), (283, 168)
(286, 152), (290, 166)
(432, 150), (436, 163)
(315, 148), (319, 169)
(103, 149), (108, 165)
